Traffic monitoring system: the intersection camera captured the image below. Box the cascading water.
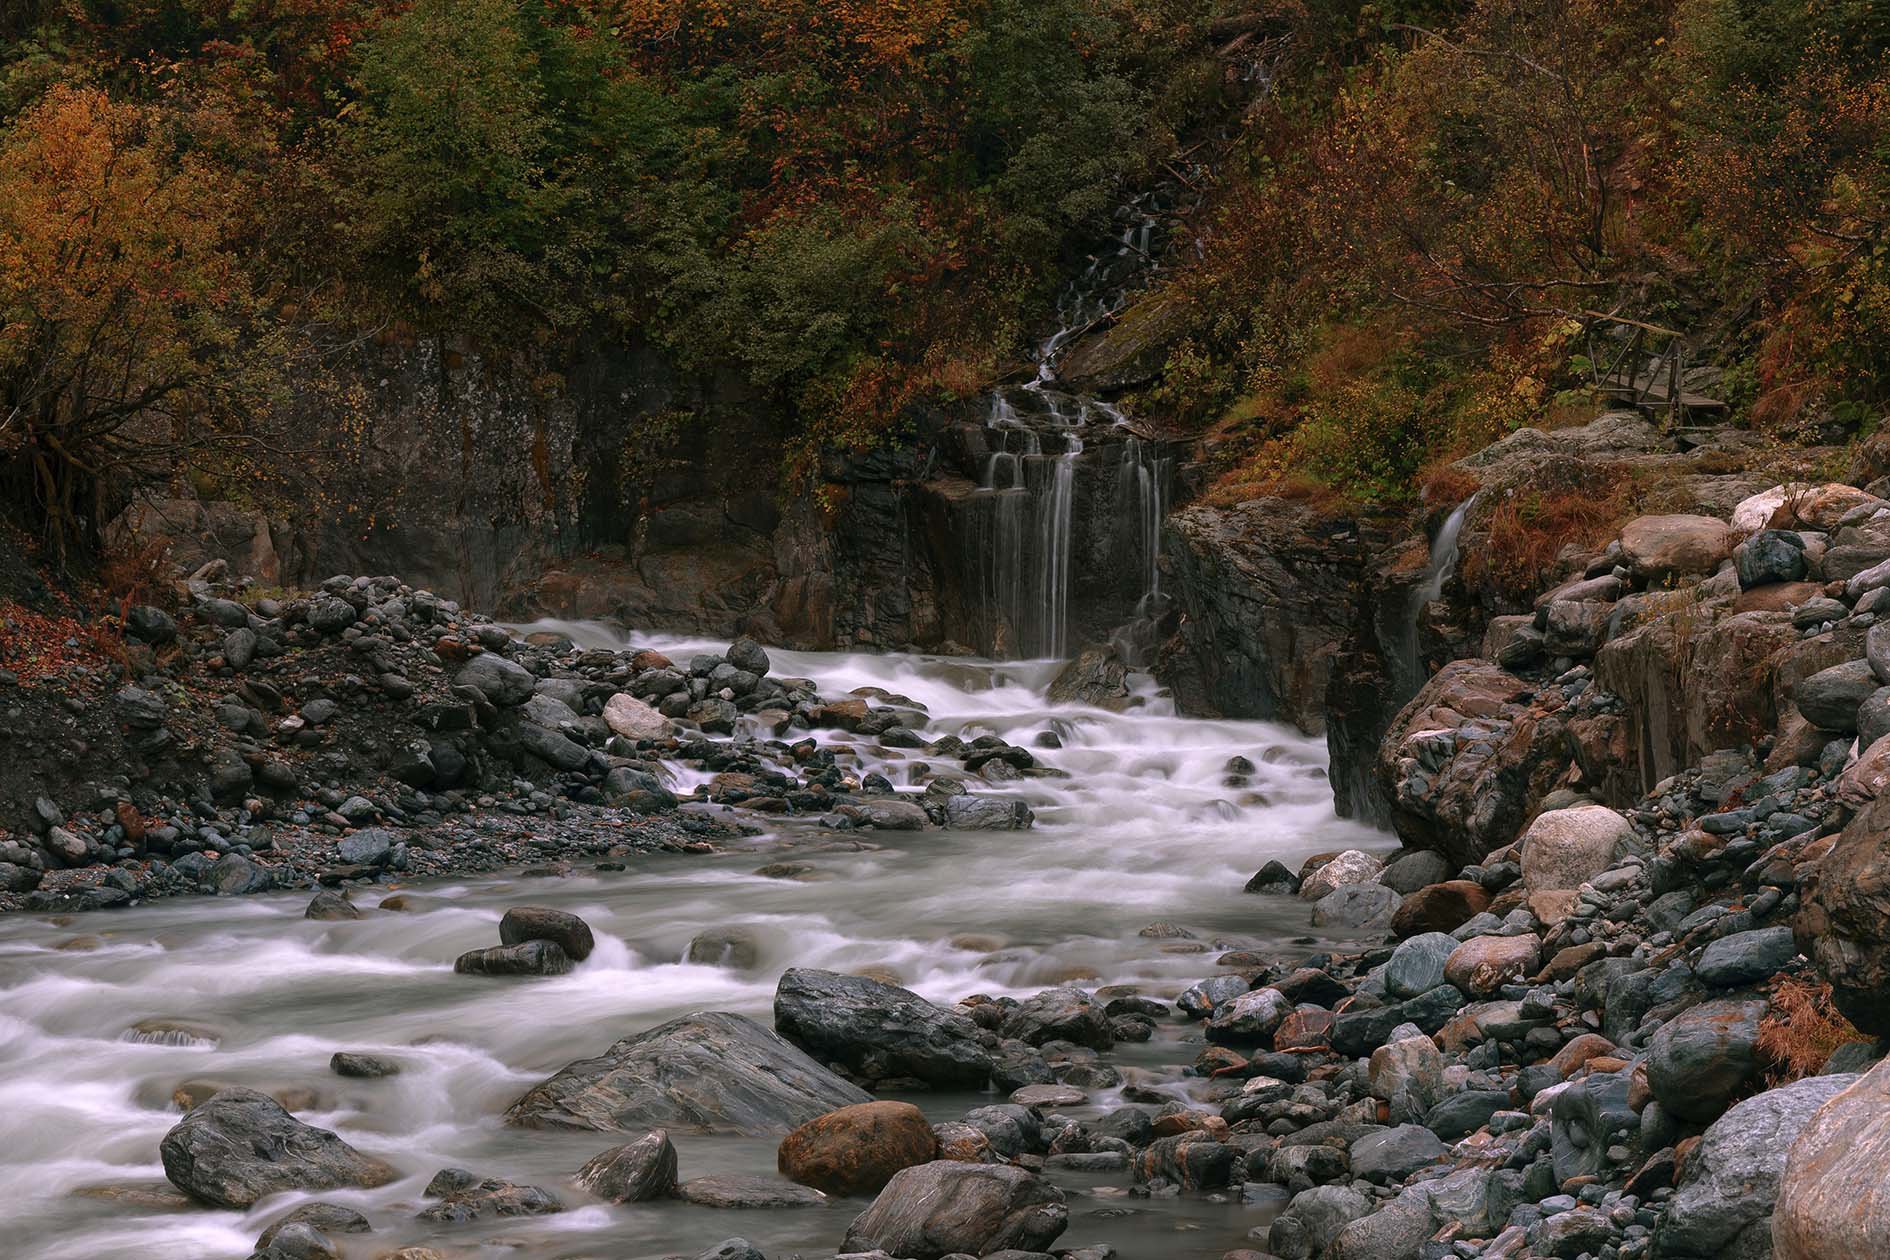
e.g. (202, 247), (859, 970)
(1389, 494), (1477, 696)
(964, 187), (1184, 660)
(0, 626), (1386, 1260)
(1107, 434), (1175, 664)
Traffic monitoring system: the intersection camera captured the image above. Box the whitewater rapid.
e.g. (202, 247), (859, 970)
(0, 632), (1388, 1259)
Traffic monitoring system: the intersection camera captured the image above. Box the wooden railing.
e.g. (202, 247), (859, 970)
(1579, 312), (1725, 428)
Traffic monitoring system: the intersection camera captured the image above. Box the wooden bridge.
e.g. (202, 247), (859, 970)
(1580, 313), (1726, 429)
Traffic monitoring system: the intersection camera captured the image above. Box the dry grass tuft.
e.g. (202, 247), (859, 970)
(1758, 974), (1861, 1086)
(1459, 481), (1634, 599)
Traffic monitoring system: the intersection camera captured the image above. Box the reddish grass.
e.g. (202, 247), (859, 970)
(1757, 975), (1860, 1086)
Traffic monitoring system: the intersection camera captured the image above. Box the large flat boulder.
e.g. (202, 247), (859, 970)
(505, 1011), (870, 1136)
(160, 1088), (397, 1208)
(1619, 514), (1731, 582)
(1773, 1057), (1890, 1260)
(774, 968), (993, 1088)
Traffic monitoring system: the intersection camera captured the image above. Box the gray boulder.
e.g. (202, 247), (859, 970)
(1203, 987), (1292, 1047)
(506, 1011), (870, 1135)
(1657, 1073), (1860, 1258)
(210, 853), (272, 895)
(1310, 881), (1400, 930)
(454, 940), (572, 976)
(160, 1088), (396, 1208)
(1551, 1069), (1638, 1183)
(1349, 1124), (1447, 1183)
(1646, 999), (1766, 1122)
(1268, 1184), (1374, 1260)
(577, 1130), (679, 1202)
(1797, 659), (1879, 731)
(1739, 530), (1809, 588)
(415, 1167), (562, 1222)
(1384, 932), (1459, 1000)
(458, 653), (535, 706)
(840, 1161), (1067, 1259)
(1696, 926), (1797, 988)
(518, 721), (590, 771)
(998, 987), (1112, 1049)
(307, 596), (356, 635)
(941, 795), (1035, 830)
(774, 968), (992, 1087)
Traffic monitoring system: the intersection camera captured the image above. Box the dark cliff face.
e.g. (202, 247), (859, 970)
(1155, 500), (1379, 732)
(118, 335), (1181, 657)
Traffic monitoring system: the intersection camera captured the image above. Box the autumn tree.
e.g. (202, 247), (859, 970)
(0, 84), (273, 564)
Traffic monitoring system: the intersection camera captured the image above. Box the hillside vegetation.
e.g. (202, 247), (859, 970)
(2, 0), (1887, 561)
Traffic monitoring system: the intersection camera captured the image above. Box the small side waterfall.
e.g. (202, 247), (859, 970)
(1391, 494), (1476, 695)
(1123, 435), (1172, 611)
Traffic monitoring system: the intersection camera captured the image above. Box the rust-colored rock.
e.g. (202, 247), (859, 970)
(1549, 1033), (1618, 1079)
(778, 1101), (936, 1197)
(1272, 1007), (1335, 1052)
(1732, 580), (1824, 614)
(1444, 935), (1541, 997)
(810, 699), (870, 730)
(1538, 941), (1608, 981)
(1391, 880), (1491, 937)
(1773, 1056), (1890, 1260)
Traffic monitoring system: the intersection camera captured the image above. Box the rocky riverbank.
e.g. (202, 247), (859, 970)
(0, 567), (1037, 914)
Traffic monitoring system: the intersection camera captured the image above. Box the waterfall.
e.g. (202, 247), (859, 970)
(1391, 494), (1476, 695)
(963, 185), (1186, 660)
(1034, 434), (1081, 657)
(1123, 435), (1172, 611)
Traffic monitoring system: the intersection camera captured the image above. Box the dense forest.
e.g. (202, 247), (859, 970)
(2, 0), (1887, 564)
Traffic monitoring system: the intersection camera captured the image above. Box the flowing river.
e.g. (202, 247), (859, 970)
(0, 630), (1387, 1260)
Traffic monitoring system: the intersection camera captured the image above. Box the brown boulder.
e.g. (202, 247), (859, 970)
(1548, 1033), (1618, 1079)
(1272, 1007), (1335, 1052)
(1594, 607), (1799, 798)
(1619, 514), (1731, 581)
(1732, 580), (1825, 614)
(778, 1101), (937, 1197)
(1391, 880), (1491, 937)
(1773, 1056), (1890, 1260)
(1444, 934), (1541, 997)
(1796, 793), (1890, 1035)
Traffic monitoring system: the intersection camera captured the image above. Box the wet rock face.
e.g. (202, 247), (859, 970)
(840, 1161), (1068, 1260)
(1374, 659), (1571, 865)
(498, 906), (595, 961)
(576, 1130), (678, 1202)
(1158, 499), (1384, 732)
(159, 1088), (397, 1208)
(773, 968), (993, 1089)
(505, 1010), (871, 1136)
